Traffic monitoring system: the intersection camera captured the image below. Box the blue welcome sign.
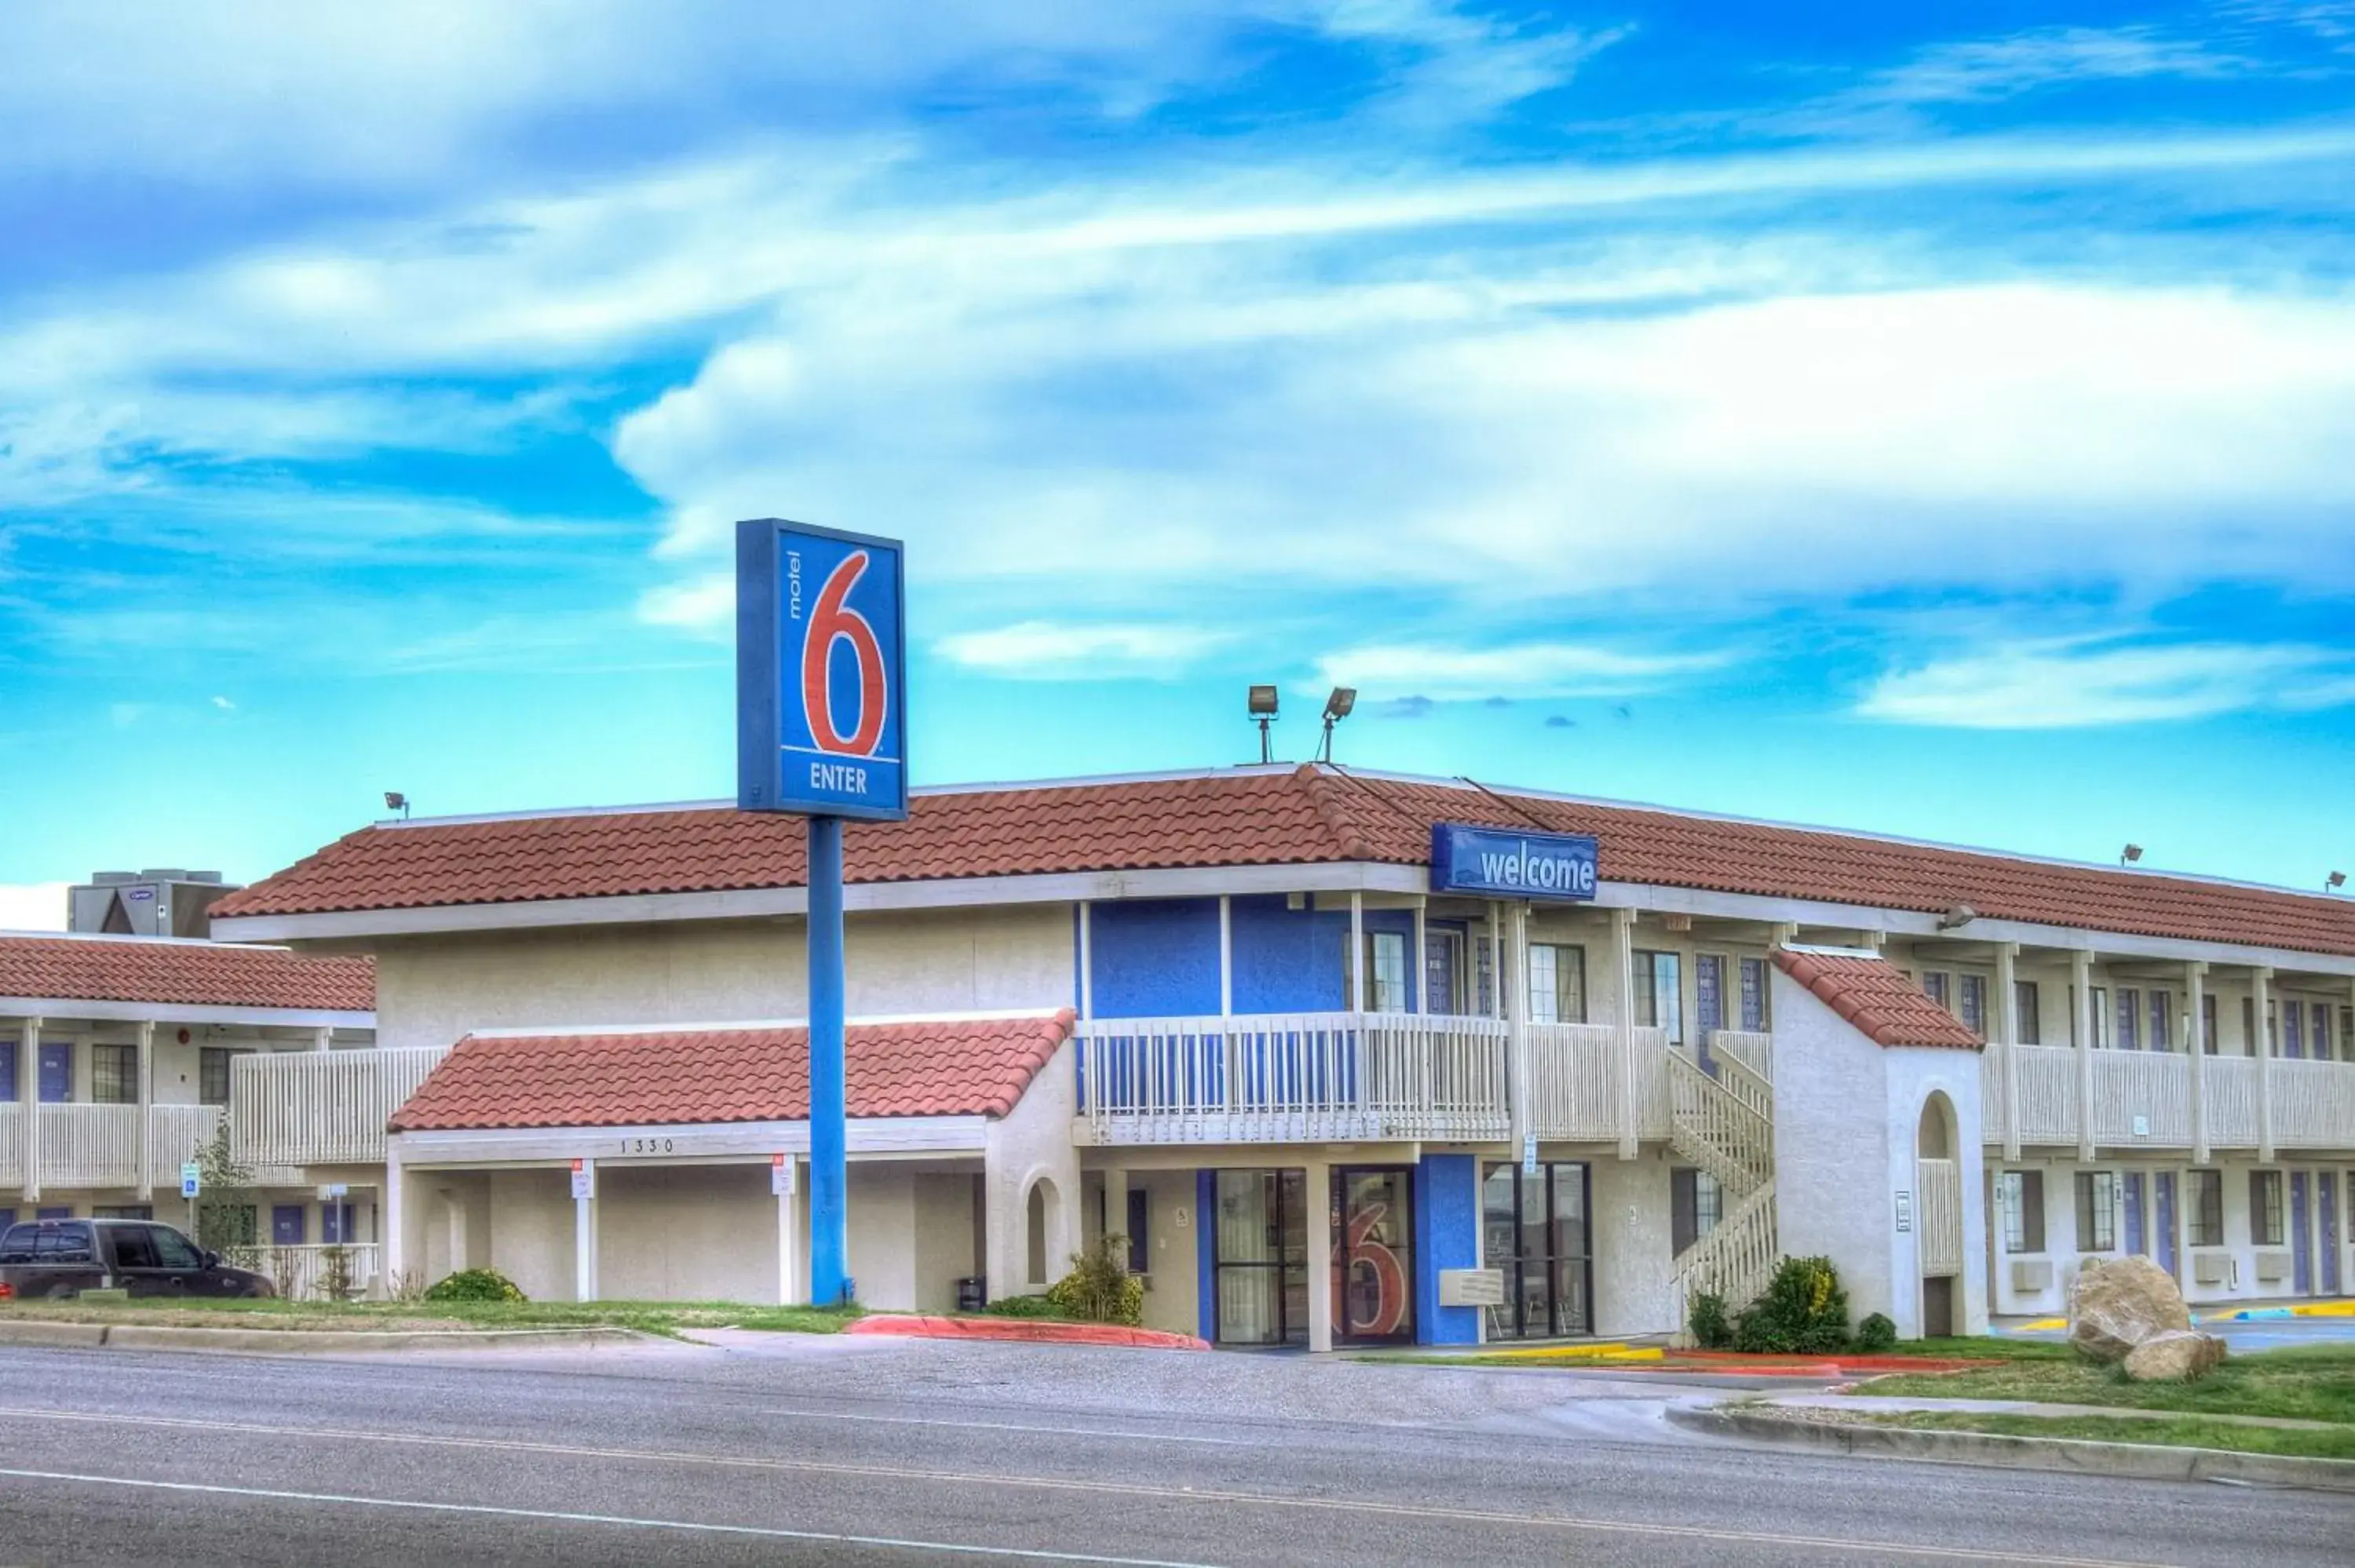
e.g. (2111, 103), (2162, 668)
(1429, 822), (1600, 901)
(736, 519), (908, 821)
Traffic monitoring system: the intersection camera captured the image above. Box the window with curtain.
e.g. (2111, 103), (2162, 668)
(2149, 991), (2174, 1054)
(91, 1044), (137, 1106)
(2013, 981), (2041, 1045)
(1738, 957), (1769, 1031)
(2075, 1171), (2119, 1252)
(2250, 1171), (2285, 1245)
(1959, 975), (1987, 1035)
(1526, 943), (1586, 1025)
(2116, 989), (2141, 1051)
(1632, 950), (1682, 1043)
(1996, 1171), (2045, 1253)
(2187, 1170), (2224, 1246)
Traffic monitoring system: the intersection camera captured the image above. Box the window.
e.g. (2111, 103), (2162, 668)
(151, 1227), (205, 1270)
(199, 1047), (249, 1107)
(1996, 1171), (2046, 1254)
(1423, 929), (1466, 1016)
(2250, 1171), (2285, 1246)
(1922, 971), (1951, 1011)
(1738, 957), (1769, 1031)
(0, 1039), (15, 1102)
(1482, 1162), (1592, 1340)
(2313, 1003), (2334, 1063)
(1527, 943), (1586, 1025)
(91, 1043), (137, 1105)
(2149, 992), (2174, 1055)
(2116, 989), (2140, 1052)
(2285, 1001), (2306, 1060)
(1959, 975), (1987, 1036)
(2013, 981), (2042, 1045)
(1348, 930), (1408, 1012)
(108, 1225), (160, 1269)
(2202, 994), (2218, 1055)
(2187, 1170), (2225, 1246)
(93, 1205), (152, 1221)
(1670, 1168), (1723, 1254)
(1633, 950), (1683, 1042)
(2076, 1172), (2119, 1253)
(1124, 1188), (1148, 1275)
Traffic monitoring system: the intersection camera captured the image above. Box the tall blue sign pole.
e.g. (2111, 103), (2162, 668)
(736, 519), (908, 1307)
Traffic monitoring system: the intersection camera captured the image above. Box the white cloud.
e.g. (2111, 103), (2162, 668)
(1858, 639), (2355, 728)
(0, 883), (70, 932)
(210, 695), (235, 711)
(938, 622), (1236, 679)
(1861, 26), (2244, 108)
(1316, 641), (1726, 700)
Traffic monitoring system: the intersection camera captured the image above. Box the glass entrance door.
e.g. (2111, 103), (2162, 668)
(1331, 1168), (1415, 1344)
(1481, 1161), (1593, 1340)
(1213, 1170), (1307, 1345)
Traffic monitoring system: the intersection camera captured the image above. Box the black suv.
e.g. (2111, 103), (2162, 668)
(0, 1219), (274, 1300)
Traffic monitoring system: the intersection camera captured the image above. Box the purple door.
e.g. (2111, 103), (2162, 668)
(2285, 1001), (2306, 1061)
(272, 1206), (307, 1247)
(0, 1040), (15, 1100)
(2291, 1173), (2313, 1295)
(2155, 1173), (2178, 1278)
(2123, 1173), (2147, 1257)
(2322, 1175), (2342, 1296)
(38, 1044), (70, 1103)
(322, 1203), (356, 1244)
(1695, 954), (1725, 1073)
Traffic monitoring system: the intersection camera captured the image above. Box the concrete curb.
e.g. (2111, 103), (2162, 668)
(1667, 1404), (2355, 1493)
(0, 1322), (649, 1355)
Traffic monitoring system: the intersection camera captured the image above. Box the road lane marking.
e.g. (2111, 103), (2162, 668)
(0, 1406), (2176, 1566)
(0, 1468), (1221, 1566)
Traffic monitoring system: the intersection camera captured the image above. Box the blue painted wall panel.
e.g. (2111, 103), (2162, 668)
(1415, 1154), (1481, 1345)
(1229, 896), (1419, 1014)
(1089, 899), (1221, 1019)
(1196, 1169), (1217, 1343)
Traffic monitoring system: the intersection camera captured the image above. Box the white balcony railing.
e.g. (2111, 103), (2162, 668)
(39, 1105), (140, 1188)
(1075, 1012), (1509, 1144)
(232, 1046), (451, 1169)
(0, 1102), (21, 1188)
(1917, 1157), (1964, 1278)
(1984, 1041), (2355, 1153)
(146, 1104), (224, 1189)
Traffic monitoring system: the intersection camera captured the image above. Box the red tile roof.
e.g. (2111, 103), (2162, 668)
(0, 933), (374, 1013)
(1773, 949), (1984, 1050)
(212, 765), (2355, 961)
(389, 1009), (1075, 1132)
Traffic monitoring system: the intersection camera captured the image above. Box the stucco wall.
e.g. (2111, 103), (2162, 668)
(372, 905), (1072, 1051)
(1771, 971), (1898, 1326)
(1883, 1048), (1989, 1336)
(486, 1168), (571, 1301)
(984, 1040), (1081, 1296)
(597, 1164), (777, 1303)
(911, 1172), (982, 1312)
(1131, 1169), (1202, 1336)
(1588, 1150), (1674, 1336)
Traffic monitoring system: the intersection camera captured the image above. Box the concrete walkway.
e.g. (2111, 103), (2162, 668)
(1756, 1389), (2350, 1431)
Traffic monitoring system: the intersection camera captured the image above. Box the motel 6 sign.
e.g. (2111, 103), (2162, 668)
(736, 520), (909, 822)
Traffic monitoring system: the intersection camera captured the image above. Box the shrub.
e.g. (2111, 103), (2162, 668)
(1045, 1234), (1144, 1326)
(1688, 1291), (1734, 1350)
(980, 1293), (1068, 1319)
(1853, 1312), (1898, 1354)
(423, 1267), (528, 1304)
(1731, 1256), (1850, 1355)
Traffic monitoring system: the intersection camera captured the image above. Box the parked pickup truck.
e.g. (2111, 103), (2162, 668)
(0, 1218), (275, 1300)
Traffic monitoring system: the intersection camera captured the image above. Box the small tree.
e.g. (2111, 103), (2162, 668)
(1045, 1234), (1144, 1326)
(189, 1118), (261, 1269)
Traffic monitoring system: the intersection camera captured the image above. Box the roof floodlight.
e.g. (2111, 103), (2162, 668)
(2120, 844), (2143, 865)
(1323, 687), (1356, 721)
(1247, 685), (1280, 764)
(384, 791), (411, 821)
(2330, 871), (2348, 892)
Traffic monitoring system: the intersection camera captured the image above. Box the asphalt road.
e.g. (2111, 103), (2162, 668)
(0, 1333), (2345, 1567)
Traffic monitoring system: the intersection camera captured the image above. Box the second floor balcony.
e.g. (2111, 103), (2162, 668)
(1071, 1012), (1767, 1147)
(231, 1045), (451, 1169)
(1981, 1041), (2355, 1156)
(1, 1102), (232, 1193)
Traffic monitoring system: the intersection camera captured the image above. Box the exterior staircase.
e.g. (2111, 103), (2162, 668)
(1665, 1044), (1779, 1336)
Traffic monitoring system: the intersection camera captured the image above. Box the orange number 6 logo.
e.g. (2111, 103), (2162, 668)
(801, 551), (887, 757)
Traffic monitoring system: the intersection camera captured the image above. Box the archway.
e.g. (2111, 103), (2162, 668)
(1915, 1092), (1962, 1336)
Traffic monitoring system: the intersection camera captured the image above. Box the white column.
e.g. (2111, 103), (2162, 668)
(1411, 899), (1427, 1014)
(20, 1016), (41, 1203)
(1613, 908), (1638, 1160)
(135, 1019), (155, 1202)
(1304, 1158), (1332, 1353)
(1995, 944), (2021, 1161)
(383, 1147), (406, 1297)
(1218, 895), (1233, 1017)
(2253, 967), (2275, 1164)
(2186, 961), (2210, 1165)
(1487, 904), (1502, 1019)
(312, 1026), (332, 1052)
(1076, 902), (1094, 1021)
(1348, 892), (1365, 1013)
(574, 1158), (598, 1302)
(2072, 951), (2096, 1161)
(776, 1154), (801, 1306)
(1103, 1167), (1129, 1256)
(1506, 903), (1530, 1160)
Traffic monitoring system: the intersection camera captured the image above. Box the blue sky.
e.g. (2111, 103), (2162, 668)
(3, 1), (2353, 914)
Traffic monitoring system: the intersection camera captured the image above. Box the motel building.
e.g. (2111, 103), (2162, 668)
(0, 932), (381, 1298)
(186, 763), (2355, 1347)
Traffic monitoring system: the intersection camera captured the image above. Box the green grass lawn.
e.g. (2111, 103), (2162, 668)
(1831, 1408), (2355, 1462)
(1872, 1336), (2073, 1362)
(0, 1296), (860, 1337)
(1857, 1343), (2355, 1425)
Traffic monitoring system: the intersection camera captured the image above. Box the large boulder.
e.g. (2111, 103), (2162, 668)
(2068, 1256), (2192, 1364)
(2123, 1329), (2228, 1383)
